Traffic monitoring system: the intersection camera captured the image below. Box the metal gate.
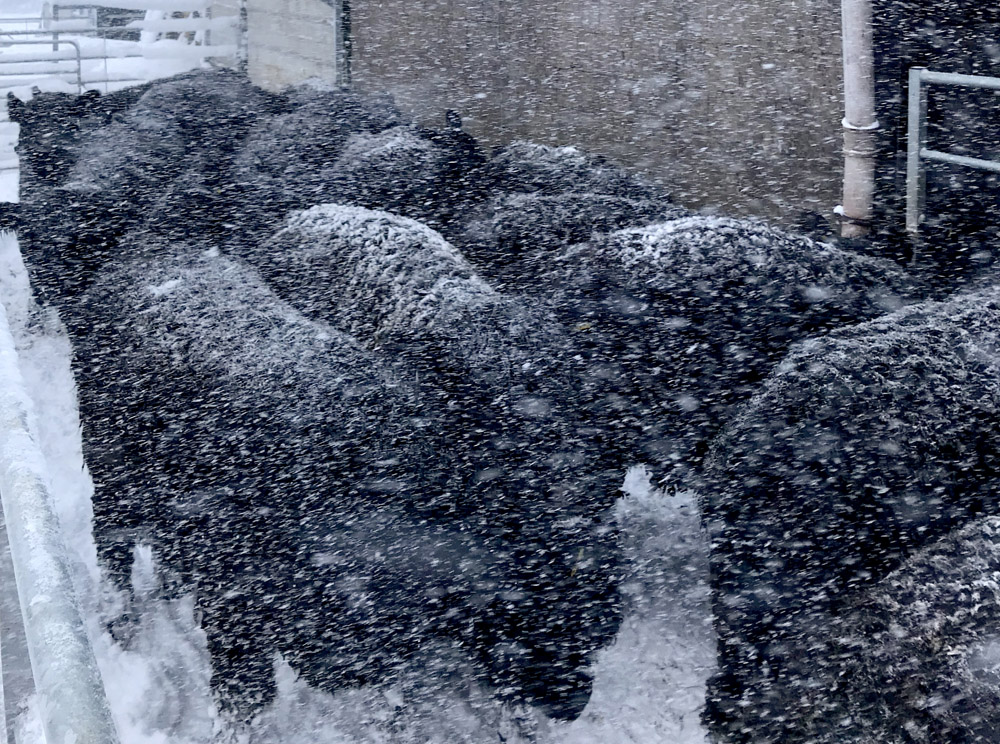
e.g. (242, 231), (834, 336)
(0, 4), (240, 94)
(905, 67), (1000, 233)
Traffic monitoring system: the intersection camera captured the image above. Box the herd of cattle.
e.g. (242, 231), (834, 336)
(6, 69), (1000, 741)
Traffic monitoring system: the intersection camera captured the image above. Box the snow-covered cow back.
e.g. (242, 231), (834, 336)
(258, 204), (490, 340)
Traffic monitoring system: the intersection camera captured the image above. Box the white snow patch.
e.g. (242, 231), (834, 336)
(274, 204), (498, 338)
(338, 127), (434, 164)
(146, 278), (183, 297)
(550, 467), (715, 744)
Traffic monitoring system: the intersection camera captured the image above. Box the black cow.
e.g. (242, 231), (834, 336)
(227, 84), (404, 237)
(60, 69), (281, 233)
(455, 191), (686, 288)
(0, 202), (18, 234)
(7, 86), (141, 200)
(248, 204), (625, 719)
(315, 117), (488, 235)
(701, 282), (1000, 742)
(536, 216), (925, 480)
(451, 141), (678, 285)
(766, 514), (1000, 743)
(68, 241), (470, 715)
(6, 87), (135, 245)
(9, 71), (280, 306)
(482, 140), (664, 199)
(60, 226), (621, 720)
(230, 101), (488, 244)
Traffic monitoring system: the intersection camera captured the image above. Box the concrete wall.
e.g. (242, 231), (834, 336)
(238, 0), (343, 92)
(349, 0), (845, 222)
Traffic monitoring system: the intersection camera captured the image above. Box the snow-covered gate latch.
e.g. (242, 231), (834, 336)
(906, 67), (1000, 233)
(0, 299), (120, 743)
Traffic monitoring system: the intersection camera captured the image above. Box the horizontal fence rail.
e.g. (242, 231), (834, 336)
(1, 13), (238, 94)
(906, 66), (1000, 233)
(0, 37), (83, 91)
(54, 0), (215, 11)
(0, 297), (120, 743)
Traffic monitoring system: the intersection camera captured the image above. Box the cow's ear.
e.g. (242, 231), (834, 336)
(77, 88), (103, 116)
(6, 93), (25, 124)
(81, 89), (102, 106)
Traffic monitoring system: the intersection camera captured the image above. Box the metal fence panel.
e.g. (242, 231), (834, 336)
(905, 66), (1000, 233)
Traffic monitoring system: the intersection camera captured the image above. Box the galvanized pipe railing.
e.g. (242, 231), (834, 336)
(0, 37), (83, 92)
(0, 296), (120, 744)
(906, 67), (1000, 233)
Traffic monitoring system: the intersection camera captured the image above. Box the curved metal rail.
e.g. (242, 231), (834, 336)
(0, 295), (120, 744)
(0, 36), (83, 92)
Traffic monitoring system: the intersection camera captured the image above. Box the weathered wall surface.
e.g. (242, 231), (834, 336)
(239, 0), (343, 91)
(349, 0), (845, 222)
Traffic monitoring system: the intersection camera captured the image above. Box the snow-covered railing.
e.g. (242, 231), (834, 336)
(906, 67), (1000, 233)
(0, 9), (239, 92)
(0, 301), (120, 742)
(0, 17), (46, 29)
(0, 37), (84, 91)
(56, 0), (216, 11)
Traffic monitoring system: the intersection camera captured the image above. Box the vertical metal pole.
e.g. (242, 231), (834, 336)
(51, 4), (60, 52)
(336, 0), (352, 86)
(840, 0), (879, 237)
(906, 67), (928, 233)
(204, 5), (213, 48)
(72, 40), (83, 95)
(237, 0), (249, 75)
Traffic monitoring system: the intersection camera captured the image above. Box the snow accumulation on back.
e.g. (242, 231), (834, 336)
(259, 203), (576, 398)
(596, 215), (918, 309)
(484, 141), (662, 199)
(337, 127), (437, 166)
(230, 88), (403, 205)
(116, 247), (370, 382)
(702, 282), (1000, 743)
(61, 70), (273, 202)
(263, 204), (493, 340)
(818, 514), (1000, 743)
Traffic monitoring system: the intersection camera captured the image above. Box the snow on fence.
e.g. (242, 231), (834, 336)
(0, 300), (120, 743)
(0, 6), (239, 93)
(906, 67), (1000, 233)
(0, 37), (87, 89)
(57, 0), (217, 11)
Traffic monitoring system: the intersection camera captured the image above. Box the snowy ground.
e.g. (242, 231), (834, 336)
(0, 22), (717, 740)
